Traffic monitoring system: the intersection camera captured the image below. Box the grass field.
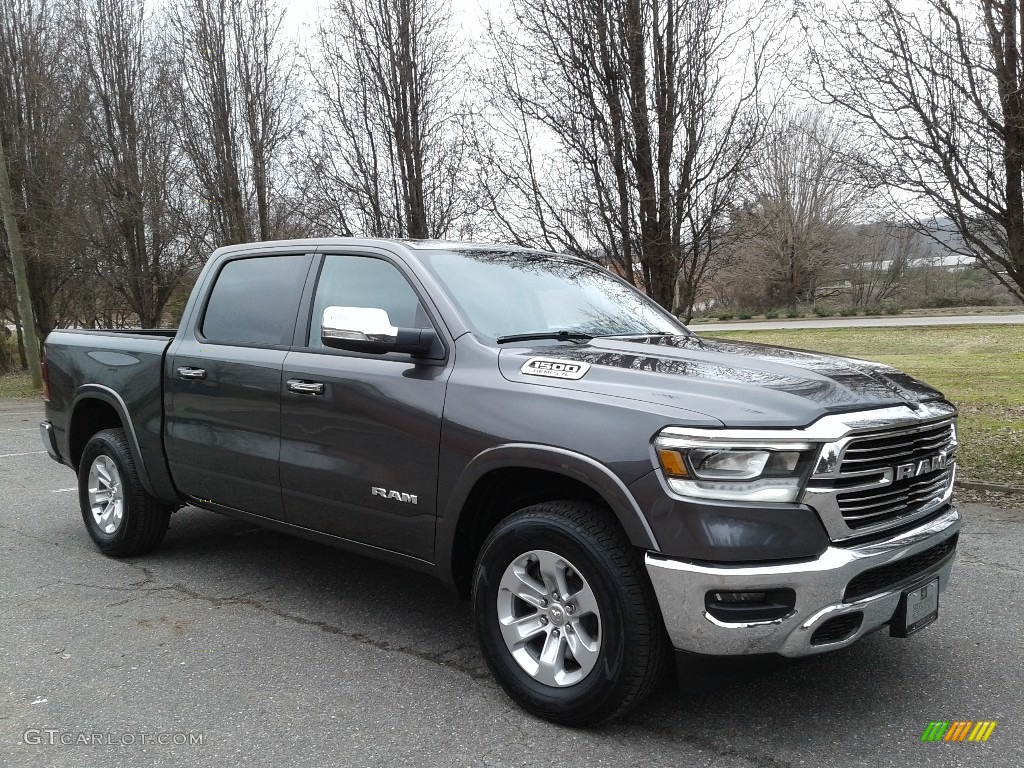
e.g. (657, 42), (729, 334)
(707, 325), (1024, 487)
(0, 371), (37, 399)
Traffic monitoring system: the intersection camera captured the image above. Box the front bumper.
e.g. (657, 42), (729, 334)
(646, 504), (960, 657)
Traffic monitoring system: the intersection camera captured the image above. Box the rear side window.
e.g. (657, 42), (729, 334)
(202, 255), (311, 345)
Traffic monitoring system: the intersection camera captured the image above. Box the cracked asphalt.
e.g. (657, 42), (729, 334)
(1, 399), (1022, 767)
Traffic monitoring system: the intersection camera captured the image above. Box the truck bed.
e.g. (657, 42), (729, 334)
(43, 328), (176, 499)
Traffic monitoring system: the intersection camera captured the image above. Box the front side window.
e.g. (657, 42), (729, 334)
(308, 255), (430, 348)
(201, 254), (312, 346)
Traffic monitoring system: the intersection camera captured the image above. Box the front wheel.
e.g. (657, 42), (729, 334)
(471, 501), (669, 725)
(78, 428), (171, 557)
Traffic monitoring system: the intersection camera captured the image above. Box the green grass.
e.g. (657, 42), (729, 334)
(708, 326), (1024, 486)
(0, 371), (41, 399)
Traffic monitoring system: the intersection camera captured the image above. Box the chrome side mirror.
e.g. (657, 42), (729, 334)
(321, 306), (437, 357)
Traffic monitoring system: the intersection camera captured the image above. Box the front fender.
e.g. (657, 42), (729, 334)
(435, 443), (659, 586)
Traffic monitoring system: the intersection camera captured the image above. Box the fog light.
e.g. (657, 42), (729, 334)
(705, 588), (796, 623)
(714, 591), (767, 603)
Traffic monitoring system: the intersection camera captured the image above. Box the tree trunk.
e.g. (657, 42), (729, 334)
(0, 132), (42, 389)
(14, 319), (27, 369)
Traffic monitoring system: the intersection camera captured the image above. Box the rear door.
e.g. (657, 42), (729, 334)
(279, 251), (452, 560)
(165, 251), (314, 518)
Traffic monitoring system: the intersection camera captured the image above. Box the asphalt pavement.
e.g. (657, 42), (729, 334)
(1, 399), (1021, 768)
(694, 312), (1024, 332)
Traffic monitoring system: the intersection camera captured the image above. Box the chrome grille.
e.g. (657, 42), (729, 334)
(838, 467), (953, 528)
(804, 413), (957, 540)
(839, 421), (955, 474)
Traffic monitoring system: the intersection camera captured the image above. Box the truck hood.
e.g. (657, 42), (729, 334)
(497, 334), (946, 428)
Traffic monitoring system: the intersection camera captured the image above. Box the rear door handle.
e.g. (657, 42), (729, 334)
(177, 366), (207, 380)
(287, 379), (325, 395)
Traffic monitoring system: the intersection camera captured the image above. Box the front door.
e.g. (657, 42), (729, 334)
(279, 253), (451, 560)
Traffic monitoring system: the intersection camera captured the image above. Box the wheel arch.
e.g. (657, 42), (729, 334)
(440, 444), (660, 598)
(69, 385), (157, 497)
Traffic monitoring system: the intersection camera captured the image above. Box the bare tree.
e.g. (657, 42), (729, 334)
(802, 0), (1024, 302)
(231, 0), (300, 240)
(78, 0), (197, 327)
(727, 108), (868, 309)
(478, 0), (779, 312)
(168, 0), (298, 246)
(841, 222), (916, 307)
(0, 0), (92, 341)
(0, 129), (41, 384)
(304, 0), (473, 239)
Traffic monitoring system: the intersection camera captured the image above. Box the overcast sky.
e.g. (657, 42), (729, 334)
(285, 0), (489, 43)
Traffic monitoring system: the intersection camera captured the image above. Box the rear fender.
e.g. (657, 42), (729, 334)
(69, 385), (177, 502)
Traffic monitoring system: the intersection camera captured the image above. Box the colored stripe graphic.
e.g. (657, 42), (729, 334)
(921, 720), (996, 742)
(921, 722), (949, 742)
(945, 721), (972, 741)
(968, 722), (997, 742)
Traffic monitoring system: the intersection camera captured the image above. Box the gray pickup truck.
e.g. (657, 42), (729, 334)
(41, 238), (960, 724)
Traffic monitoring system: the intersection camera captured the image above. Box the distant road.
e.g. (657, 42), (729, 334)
(694, 313), (1024, 332)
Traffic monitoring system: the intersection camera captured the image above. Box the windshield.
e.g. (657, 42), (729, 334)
(417, 249), (686, 342)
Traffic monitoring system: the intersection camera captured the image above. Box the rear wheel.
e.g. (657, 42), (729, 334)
(472, 501), (669, 725)
(78, 428), (171, 557)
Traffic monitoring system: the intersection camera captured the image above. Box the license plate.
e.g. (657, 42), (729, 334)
(891, 577), (939, 638)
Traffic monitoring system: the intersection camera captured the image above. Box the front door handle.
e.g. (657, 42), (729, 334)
(287, 379), (325, 395)
(177, 366), (207, 380)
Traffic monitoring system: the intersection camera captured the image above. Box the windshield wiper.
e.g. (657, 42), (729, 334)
(496, 330), (594, 345)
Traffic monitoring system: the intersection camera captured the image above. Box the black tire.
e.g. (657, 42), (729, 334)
(471, 501), (669, 726)
(78, 428), (171, 557)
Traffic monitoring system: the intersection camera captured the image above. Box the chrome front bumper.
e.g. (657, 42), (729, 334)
(646, 505), (960, 657)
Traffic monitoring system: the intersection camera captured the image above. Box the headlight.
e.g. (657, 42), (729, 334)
(655, 433), (819, 503)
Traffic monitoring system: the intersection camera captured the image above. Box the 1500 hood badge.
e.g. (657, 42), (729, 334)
(521, 357), (591, 380)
